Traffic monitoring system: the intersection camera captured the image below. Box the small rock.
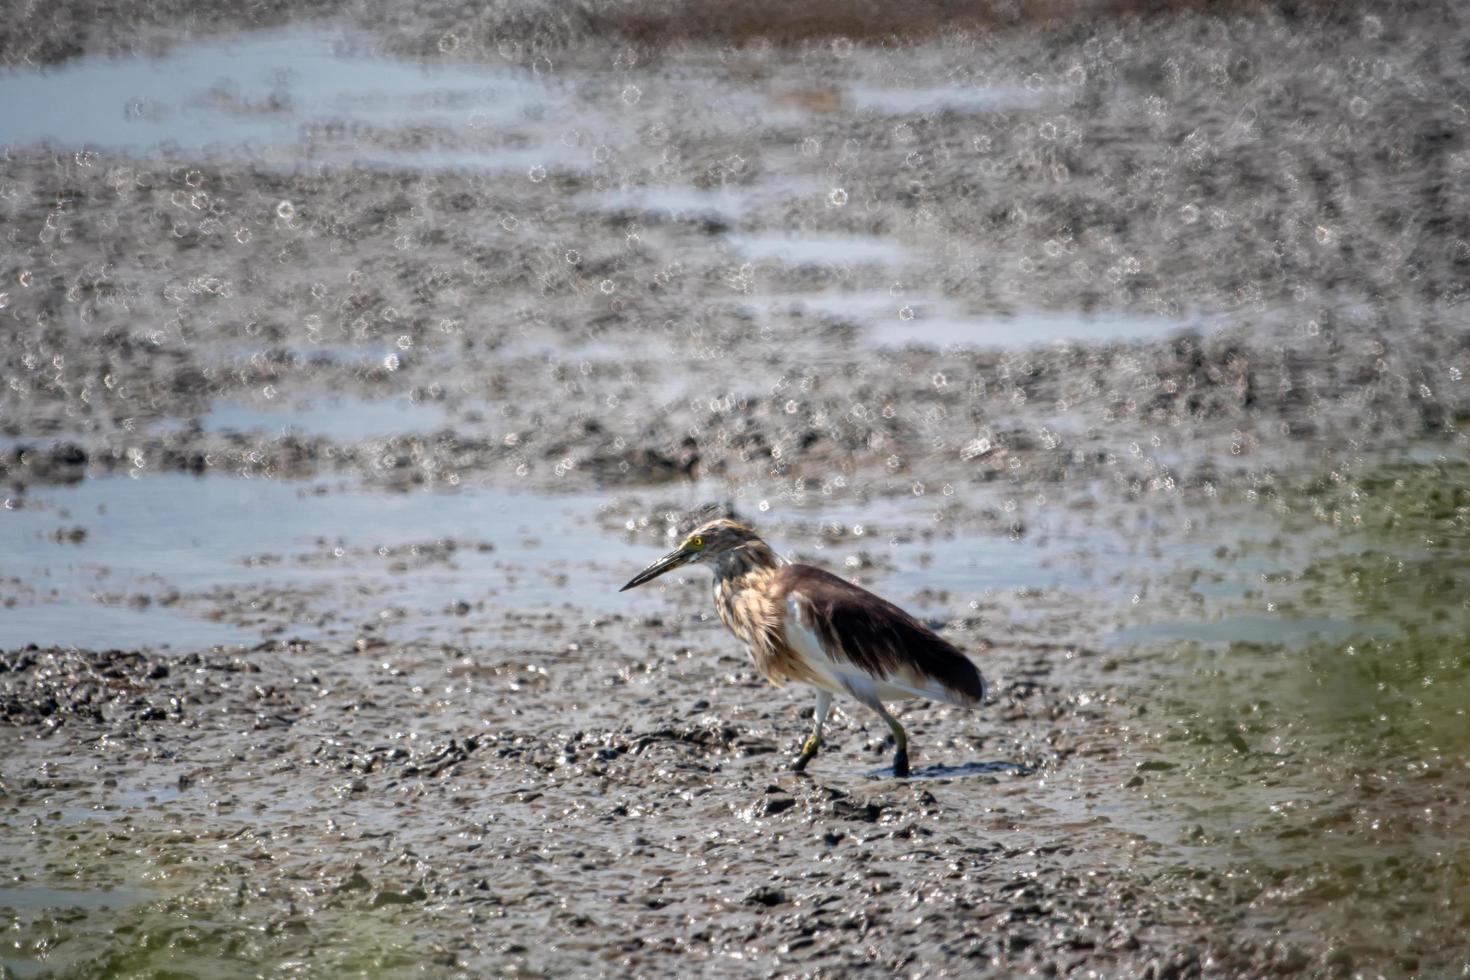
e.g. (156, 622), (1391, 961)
(1321, 947), (1353, 976)
(338, 871), (371, 892)
(744, 886), (786, 907)
(371, 886), (427, 907)
(761, 796), (797, 816)
(832, 799), (884, 823)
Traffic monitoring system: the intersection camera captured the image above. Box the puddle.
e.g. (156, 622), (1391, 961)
(50, 785), (186, 824)
(0, 886), (153, 911)
(0, 600), (255, 650)
(725, 233), (913, 268)
(0, 28), (565, 164)
(201, 394), (454, 440)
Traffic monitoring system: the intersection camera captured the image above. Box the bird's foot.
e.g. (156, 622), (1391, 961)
(790, 735), (820, 773)
(892, 748), (910, 778)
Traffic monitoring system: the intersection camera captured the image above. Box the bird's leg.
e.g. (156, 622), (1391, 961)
(874, 704), (910, 778)
(791, 689), (832, 773)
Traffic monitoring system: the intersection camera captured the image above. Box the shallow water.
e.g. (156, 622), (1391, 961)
(0, 886), (154, 911)
(0, 474), (629, 647)
(0, 29), (554, 158)
(0, 599), (256, 650)
(202, 394), (455, 440)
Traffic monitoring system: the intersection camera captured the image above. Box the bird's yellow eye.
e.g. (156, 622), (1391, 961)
(688, 535), (704, 549)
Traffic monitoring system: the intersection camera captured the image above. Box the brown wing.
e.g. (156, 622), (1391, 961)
(772, 564), (986, 706)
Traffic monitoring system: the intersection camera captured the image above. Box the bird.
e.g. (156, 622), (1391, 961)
(620, 517), (986, 777)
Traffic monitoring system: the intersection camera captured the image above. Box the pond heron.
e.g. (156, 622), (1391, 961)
(621, 518), (986, 776)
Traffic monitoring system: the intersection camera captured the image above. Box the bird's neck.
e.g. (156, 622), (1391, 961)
(710, 541), (786, 664)
(710, 540), (780, 583)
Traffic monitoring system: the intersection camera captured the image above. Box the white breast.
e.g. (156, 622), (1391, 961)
(782, 595), (853, 697)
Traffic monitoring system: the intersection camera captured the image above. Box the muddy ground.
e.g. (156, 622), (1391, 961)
(2, 0), (1469, 976)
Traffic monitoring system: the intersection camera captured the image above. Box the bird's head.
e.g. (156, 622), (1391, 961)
(619, 518), (765, 591)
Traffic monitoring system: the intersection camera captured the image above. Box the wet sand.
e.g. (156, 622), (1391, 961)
(3, 1), (1469, 976)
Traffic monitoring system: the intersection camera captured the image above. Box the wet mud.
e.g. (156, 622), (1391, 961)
(3, 1), (1469, 976)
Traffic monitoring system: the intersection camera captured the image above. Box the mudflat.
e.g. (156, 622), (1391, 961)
(2, 1), (1467, 975)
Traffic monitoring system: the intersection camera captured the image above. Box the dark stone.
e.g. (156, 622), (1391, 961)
(761, 796), (797, 816)
(744, 887), (786, 907)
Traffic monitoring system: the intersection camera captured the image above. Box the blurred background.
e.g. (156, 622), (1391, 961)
(1, 0), (1467, 976)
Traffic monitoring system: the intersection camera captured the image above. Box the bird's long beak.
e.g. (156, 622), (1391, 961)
(620, 546), (693, 592)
